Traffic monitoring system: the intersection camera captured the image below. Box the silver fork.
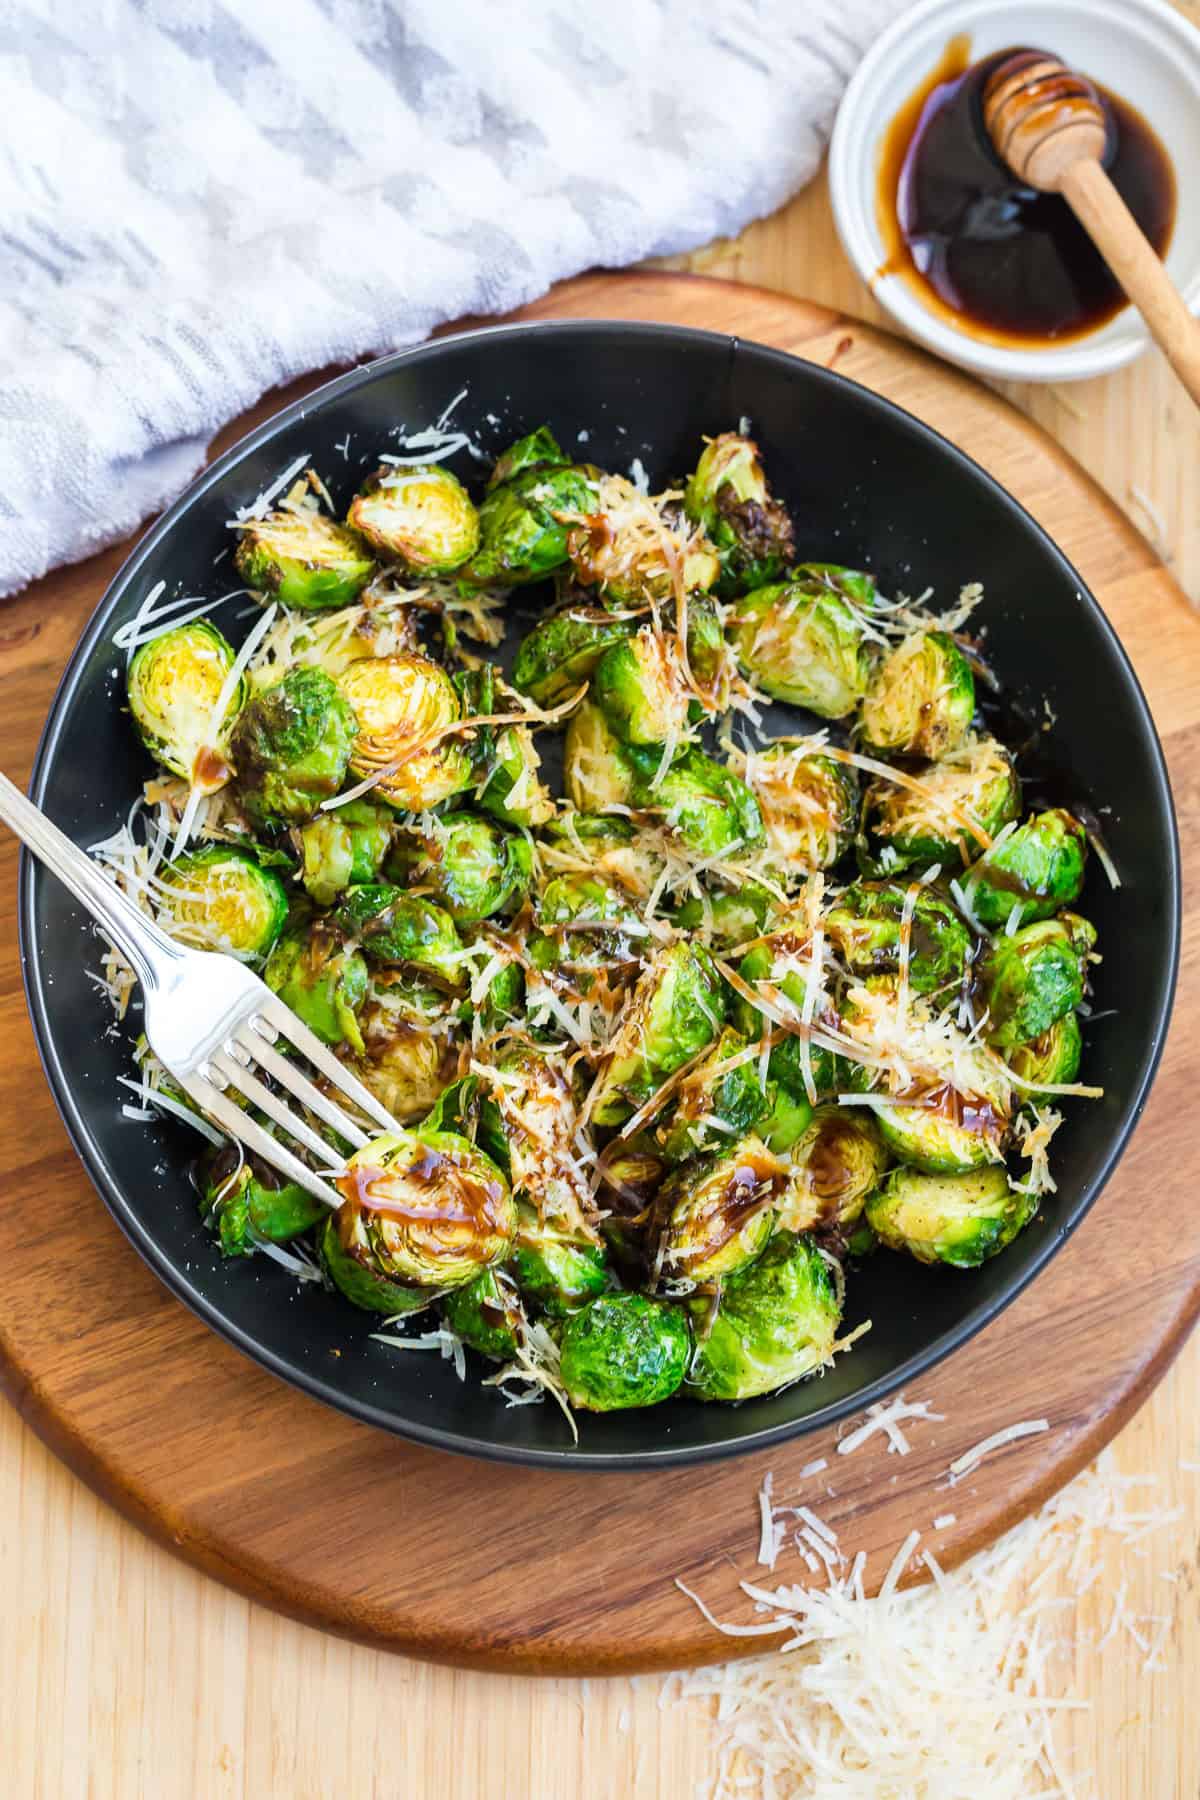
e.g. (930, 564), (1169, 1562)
(2, 770), (402, 1208)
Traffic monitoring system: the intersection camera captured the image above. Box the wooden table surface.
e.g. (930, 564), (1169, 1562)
(5, 132), (1200, 1800)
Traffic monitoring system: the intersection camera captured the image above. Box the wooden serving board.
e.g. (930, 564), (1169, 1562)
(1, 272), (1198, 1677)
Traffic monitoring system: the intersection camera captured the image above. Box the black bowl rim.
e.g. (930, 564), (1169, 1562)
(18, 317), (1182, 1472)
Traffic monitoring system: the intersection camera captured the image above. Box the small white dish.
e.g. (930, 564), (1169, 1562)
(829, 0), (1200, 382)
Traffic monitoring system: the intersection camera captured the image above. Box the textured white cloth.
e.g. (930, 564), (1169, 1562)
(0, 0), (901, 597)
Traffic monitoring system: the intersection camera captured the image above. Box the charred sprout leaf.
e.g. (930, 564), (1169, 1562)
(684, 594), (731, 697)
(235, 509), (375, 611)
(866, 1164), (1035, 1267)
(825, 880), (971, 995)
(777, 1104), (889, 1234)
(733, 566), (877, 718)
(656, 1027), (768, 1163)
(590, 940), (726, 1129)
(299, 800), (393, 907)
(333, 884), (466, 989)
(388, 813), (532, 923)
(687, 1231), (841, 1402)
(264, 915), (369, 1054)
(630, 745), (764, 859)
(979, 917), (1087, 1049)
(231, 665), (357, 829)
(560, 1292), (691, 1411)
(128, 619), (246, 786)
(863, 735), (1021, 872)
(563, 699), (637, 813)
(683, 432), (795, 596)
(463, 463), (594, 587)
(441, 1267), (525, 1359)
(746, 745), (860, 876)
(488, 425), (569, 489)
(511, 606), (636, 708)
(592, 626), (691, 748)
(348, 464), (479, 574)
(1005, 1009), (1083, 1100)
(512, 1203), (610, 1319)
(859, 630), (975, 760)
(657, 1134), (782, 1282)
(155, 845), (289, 964)
(963, 809), (1087, 929)
(336, 652), (473, 812)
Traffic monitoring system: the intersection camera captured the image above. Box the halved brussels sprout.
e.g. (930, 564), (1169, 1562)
(527, 874), (646, 980)
(683, 432), (795, 597)
(463, 463), (595, 587)
(541, 812), (665, 901)
(871, 1089), (1007, 1174)
(866, 1164), (1035, 1267)
(511, 607), (637, 708)
(560, 1292), (691, 1411)
(235, 509), (375, 613)
(590, 941), (726, 1129)
(356, 1022), (447, 1122)
(477, 725), (556, 829)
(657, 1134), (783, 1282)
(299, 800), (393, 906)
(1005, 1009), (1083, 1100)
(567, 475), (720, 606)
(630, 745), (764, 860)
(824, 881), (971, 995)
(657, 1027), (768, 1163)
(745, 745), (860, 875)
(733, 934), (850, 1104)
(979, 918), (1086, 1049)
(231, 665), (358, 829)
(859, 631), (975, 760)
(732, 566), (877, 718)
(329, 1128), (515, 1307)
(563, 700), (637, 812)
(777, 1104), (889, 1234)
(154, 845), (289, 964)
(672, 883), (774, 949)
(963, 810), (1087, 929)
(333, 885), (465, 989)
(128, 619), (246, 786)
(592, 626), (690, 747)
(389, 813), (531, 923)
(337, 653), (473, 812)
(863, 735), (1021, 872)
(264, 916), (369, 1053)
(687, 1231), (841, 1402)
(512, 1203), (610, 1318)
(441, 1266), (524, 1360)
(200, 1147), (325, 1257)
(348, 464), (480, 574)
(488, 425), (569, 489)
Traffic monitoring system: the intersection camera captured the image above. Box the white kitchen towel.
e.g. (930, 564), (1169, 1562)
(0, 0), (902, 597)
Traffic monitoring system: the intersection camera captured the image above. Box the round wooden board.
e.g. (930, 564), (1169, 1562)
(1, 272), (1198, 1677)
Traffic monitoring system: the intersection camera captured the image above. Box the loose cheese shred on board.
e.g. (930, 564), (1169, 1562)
(835, 1394), (945, 1458)
(948, 1418), (1050, 1481)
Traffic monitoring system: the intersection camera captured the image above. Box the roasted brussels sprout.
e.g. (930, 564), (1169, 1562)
(356, 1022), (448, 1122)
(231, 665), (358, 828)
(687, 1231), (841, 1402)
(299, 800), (393, 906)
(777, 1105), (889, 1234)
(1005, 1009), (1083, 1099)
(825, 881), (971, 995)
(488, 425), (569, 489)
(592, 626), (690, 747)
(590, 941), (726, 1129)
(463, 463), (594, 587)
(630, 745), (764, 859)
(871, 1089), (1008, 1174)
(541, 812), (665, 901)
(264, 916), (369, 1053)
(979, 918), (1087, 1049)
(684, 594), (733, 697)
(673, 883), (774, 949)
(200, 1147), (325, 1257)
(154, 845), (289, 964)
(760, 1084), (816, 1155)
(567, 475), (719, 606)
(683, 432), (795, 596)
(476, 724), (556, 829)
(733, 566), (877, 718)
(563, 700), (637, 812)
(859, 631), (975, 760)
(560, 1292), (691, 1411)
(511, 607), (636, 708)
(733, 934), (850, 1104)
(512, 1204), (610, 1318)
(527, 874), (645, 981)
(333, 885), (466, 989)
(336, 652), (472, 813)
(441, 1266), (525, 1360)
(963, 810), (1087, 929)
(745, 744), (860, 875)
(234, 508), (375, 611)
(388, 813), (531, 923)
(863, 735), (1021, 872)
(326, 1129), (515, 1311)
(127, 619), (246, 786)
(656, 1027), (768, 1162)
(657, 1134), (783, 1283)
(866, 1164), (1035, 1267)
(347, 464), (479, 574)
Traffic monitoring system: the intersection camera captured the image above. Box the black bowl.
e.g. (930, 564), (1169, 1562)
(19, 321), (1179, 1469)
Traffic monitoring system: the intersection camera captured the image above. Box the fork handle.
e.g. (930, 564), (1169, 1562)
(0, 770), (183, 992)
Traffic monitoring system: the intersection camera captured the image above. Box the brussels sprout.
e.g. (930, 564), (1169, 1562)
(732, 566), (877, 718)
(441, 1266), (525, 1360)
(234, 508), (375, 611)
(732, 935), (850, 1104)
(388, 813), (531, 923)
(477, 724), (556, 829)
(463, 463), (594, 587)
(329, 1129), (515, 1307)
(563, 700), (637, 813)
(200, 1147), (325, 1257)
(592, 626), (690, 747)
(871, 1089), (1007, 1174)
(964, 810), (1087, 930)
(825, 881), (971, 995)
(657, 1134), (783, 1282)
(1059, 911), (1098, 959)
(979, 918), (1086, 1049)
(128, 619), (247, 786)
(488, 425), (569, 489)
(567, 475), (720, 607)
(590, 941), (726, 1129)
(560, 1292), (691, 1411)
(541, 812), (665, 900)
(334, 653), (473, 814)
(1005, 1009), (1083, 1100)
(154, 845), (288, 964)
(759, 1085), (816, 1154)
(672, 883), (774, 949)
(657, 1027), (768, 1162)
(684, 594), (732, 697)
(866, 1164), (1035, 1267)
(683, 432), (795, 596)
(630, 746), (764, 860)
(511, 607), (637, 708)
(863, 736), (1021, 872)
(859, 631), (975, 760)
(777, 1105), (889, 1234)
(599, 1145), (666, 1216)
(299, 800), (393, 906)
(527, 873), (645, 980)
(512, 1204), (610, 1318)
(264, 916), (369, 1053)
(462, 958), (527, 1035)
(745, 744), (860, 875)
(333, 885), (465, 989)
(347, 464), (479, 574)
(687, 1231), (841, 1402)
(231, 665), (358, 828)
(356, 1023), (447, 1123)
